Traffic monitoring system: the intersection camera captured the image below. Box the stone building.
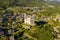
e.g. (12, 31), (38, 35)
(24, 13), (34, 25)
(22, 13), (35, 29)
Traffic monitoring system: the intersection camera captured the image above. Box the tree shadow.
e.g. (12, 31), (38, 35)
(35, 21), (47, 26)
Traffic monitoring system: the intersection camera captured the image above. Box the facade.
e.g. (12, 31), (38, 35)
(24, 13), (34, 25)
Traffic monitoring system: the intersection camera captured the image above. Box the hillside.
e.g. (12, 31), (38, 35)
(0, 0), (60, 40)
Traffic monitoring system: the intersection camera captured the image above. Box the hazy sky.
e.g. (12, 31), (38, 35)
(49, 0), (60, 1)
(57, 0), (60, 1)
(48, 0), (60, 2)
(45, 0), (60, 1)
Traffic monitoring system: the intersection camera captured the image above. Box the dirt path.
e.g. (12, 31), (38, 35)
(24, 33), (37, 40)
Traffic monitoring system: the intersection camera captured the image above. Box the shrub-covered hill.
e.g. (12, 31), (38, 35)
(0, 0), (60, 40)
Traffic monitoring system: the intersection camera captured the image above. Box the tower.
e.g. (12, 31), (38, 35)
(24, 13), (34, 25)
